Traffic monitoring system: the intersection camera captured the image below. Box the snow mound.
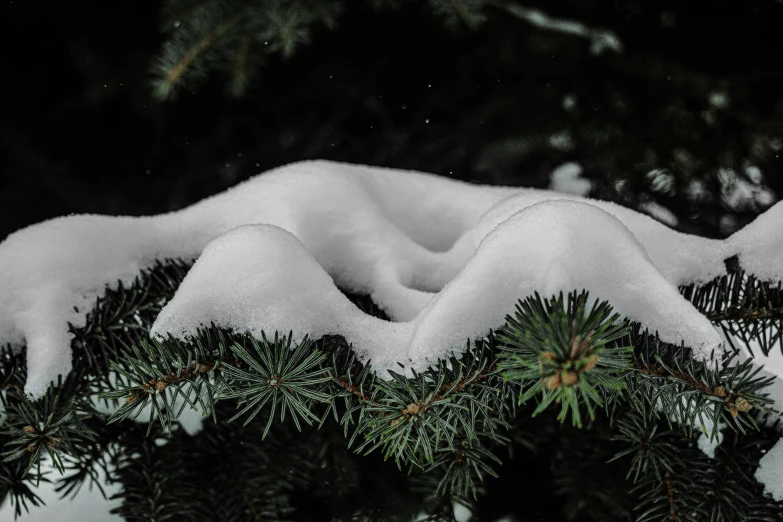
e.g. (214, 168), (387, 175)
(727, 199), (783, 282)
(0, 160), (779, 396)
(152, 202), (722, 376)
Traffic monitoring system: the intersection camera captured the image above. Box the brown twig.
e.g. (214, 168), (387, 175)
(242, 490), (263, 521)
(636, 364), (712, 395)
(704, 306), (783, 323)
(335, 376), (372, 402)
(166, 16), (242, 85)
(666, 471), (677, 521)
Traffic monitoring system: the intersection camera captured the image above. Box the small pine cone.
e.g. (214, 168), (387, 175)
(581, 354), (600, 373)
(155, 380), (167, 392)
(198, 363), (209, 373)
(46, 438), (58, 448)
(125, 394), (138, 405)
(561, 370), (579, 387)
(391, 417), (403, 427)
(713, 386), (727, 398)
(71, 339), (83, 349)
(27, 443), (38, 452)
(541, 351), (558, 362)
(728, 404), (739, 417)
(23, 426), (36, 434)
(404, 403), (420, 416)
(735, 396), (751, 413)
(544, 373), (562, 390)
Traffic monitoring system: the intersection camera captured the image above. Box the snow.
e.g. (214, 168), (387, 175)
(498, 3), (623, 55)
(737, 338), (783, 424)
(695, 413), (722, 459)
(152, 202), (724, 374)
(727, 200), (783, 281)
(0, 160), (781, 396)
(697, 431), (722, 459)
(639, 201), (679, 227)
(755, 437), (783, 501)
(548, 162), (591, 196)
(0, 458), (122, 522)
(453, 502), (472, 522)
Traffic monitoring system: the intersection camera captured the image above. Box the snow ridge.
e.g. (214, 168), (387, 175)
(0, 160), (781, 396)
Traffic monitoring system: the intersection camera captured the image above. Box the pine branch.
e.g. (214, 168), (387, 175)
(154, 12), (245, 99)
(354, 338), (511, 471)
(110, 434), (205, 522)
(680, 268), (783, 357)
(1, 374), (95, 475)
(0, 448), (47, 519)
(611, 410), (783, 522)
(428, 0), (487, 29)
(221, 331), (332, 436)
(623, 329), (776, 438)
(14, 251), (776, 518)
(497, 291), (633, 428)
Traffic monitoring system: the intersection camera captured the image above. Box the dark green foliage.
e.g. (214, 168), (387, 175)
(425, 438), (502, 500)
(69, 259), (192, 374)
(0, 457), (46, 519)
(111, 430), (207, 522)
(497, 291), (633, 427)
(681, 267), (783, 357)
(611, 411), (782, 522)
(623, 329), (776, 438)
(428, 0), (487, 29)
(153, 0), (346, 99)
(1, 257), (783, 521)
(104, 327), (242, 431)
(1, 374), (95, 474)
(152, 0), (628, 99)
(221, 332), (332, 434)
(353, 340), (512, 472)
(549, 415), (635, 522)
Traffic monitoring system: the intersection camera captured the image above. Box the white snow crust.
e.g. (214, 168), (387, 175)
(548, 162), (592, 196)
(1, 160), (782, 396)
(755, 437), (783, 501)
(0, 458), (122, 522)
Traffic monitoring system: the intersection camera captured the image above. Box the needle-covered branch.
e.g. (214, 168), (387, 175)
(680, 267), (783, 357)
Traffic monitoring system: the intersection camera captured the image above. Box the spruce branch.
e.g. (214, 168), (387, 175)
(680, 268), (783, 357)
(221, 331), (332, 437)
(1, 375), (95, 475)
(68, 259), (191, 375)
(610, 408), (783, 522)
(149, 0), (630, 98)
(610, 413), (684, 485)
(0, 260), (190, 489)
(355, 338), (510, 470)
(428, 0), (487, 29)
(426, 437), (502, 500)
(497, 291), (633, 428)
(624, 329), (776, 438)
(613, 414), (706, 522)
(110, 434), (205, 522)
(12, 248), (778, 517)
(0, 452), (47, 519)
(153, 12), (245, 99)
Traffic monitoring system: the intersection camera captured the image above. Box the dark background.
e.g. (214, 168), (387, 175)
(1, 1), (782, 239)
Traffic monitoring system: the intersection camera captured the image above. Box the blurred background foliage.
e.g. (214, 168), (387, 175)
(1, 0), (782, 241)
